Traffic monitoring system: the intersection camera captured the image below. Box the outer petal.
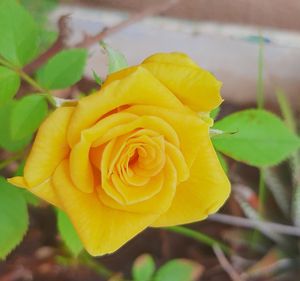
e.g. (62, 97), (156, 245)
(8, 106), (74, 208)
(143, 52), (199, 68)
(7, 177), (61, 207)
(152, 136), (230, 227)
(67, 67), (187, 147)
(23, 106), (74, 186)
(142, 52), (223, 112)
(52, 160), (162, 256)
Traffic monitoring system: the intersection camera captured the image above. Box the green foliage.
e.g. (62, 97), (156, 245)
(217, 151), (228, 173)
(93, 70), (103, 86)
(0, 102), (32, 152)
(14, 162), (40, 206)
(154, 259), (203, 281)
(132, 254), (156, 281)
(0, 66), (20, 105)
(21, 0), (58, 53)
(11, 95), (48, 141)
(210, 106), (220, 120)
(57, 210), (83, 257)
(21, 0), (58, 25)
(0, 177), (29, 259)
(0, 0), (38, 66)
(213, 109), (300, 167)
(101, 42), (128, 74)
(36, 49), (87, 90)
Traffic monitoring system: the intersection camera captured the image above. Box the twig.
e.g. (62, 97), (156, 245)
(23, 0), (181, 75)
(75, 0), (182, 48)
(0, 152), (24, 170)
(209, 214), (300, 237)
(79, 252), (114, 279)
(24, 15), (70, 74)
(0, 55), (56, 106)
(165, 226), (230, 254)
(213, 245), (245, 281)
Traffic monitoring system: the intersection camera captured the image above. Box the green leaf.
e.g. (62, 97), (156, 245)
(11, 95), (48, 141)
(20, 190), (40, 206)
(93, 70), (102, 86)
(101, 42), (128, 74)
(0, 102), (32, 152)
(217, 151), (228, 173)
(14, 161), (40, 206)
(37, 49), (88, 89)
(210, 106), (220, 120)
(57, 210), (83, 257)
(0, 66), (20, 105)
(213, 109), (300, 167)
(132, 254), (155, 281)
(0, 177), (29, 259)
(154, 259), (203, 281)
(0, 0), (38, 66)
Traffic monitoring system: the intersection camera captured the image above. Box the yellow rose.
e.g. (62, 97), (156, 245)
(8, 52), (230, 256)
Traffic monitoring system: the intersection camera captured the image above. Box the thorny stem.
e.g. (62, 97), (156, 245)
(253, 34), (266, 246)
(256, 34), (267, 214)
(258, 168), (266, 215)
(166, 226), (230, 254)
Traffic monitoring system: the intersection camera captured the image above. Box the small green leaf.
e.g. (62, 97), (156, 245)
(13, 162), (40, 206)
(0, 102), (32, 152)
(0, 177), (29, 259)
(0, 0), (38, 66)
(57, 210), (83, 257)
(210, 107), (220, 120)
(11, 95), (48, 141)
(217, 151), (228, 173)
(213, 109), (300, 167)
(0, 66), (20, 105)
(20, 190), (40, 206)
(92, 70), (102, 86)
(37, 49), (87, 89)
(132, 254), (156, 281)
(154, 259), (203, 281)
(101, 42), (128, 74)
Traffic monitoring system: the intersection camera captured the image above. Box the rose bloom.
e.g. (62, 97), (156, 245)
(9, 53), (230, 256)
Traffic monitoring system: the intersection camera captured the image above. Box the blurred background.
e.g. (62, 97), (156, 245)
(1, 1), (300, 281)
(54, 0), (300, 108)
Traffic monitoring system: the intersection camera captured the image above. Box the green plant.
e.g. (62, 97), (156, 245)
(1, 1), (300, 280)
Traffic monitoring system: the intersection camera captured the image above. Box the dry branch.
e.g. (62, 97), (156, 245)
(75, 0), (182, 48)
(209, 213), (300, 237)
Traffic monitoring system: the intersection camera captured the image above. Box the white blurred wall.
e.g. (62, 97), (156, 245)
(52, 5), (300, 108)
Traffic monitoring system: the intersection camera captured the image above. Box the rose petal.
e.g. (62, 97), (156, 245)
(67, 67), (186, 147)
(125, 105), (207, 168)
(152, 136), (230, 227)
(69, 112), (137, 193)
(23, 106), (74, 187)
(53, 160), (163, 256)
(97, 157), (177, 214)
(8, 177), (61, 207)
(142, 52), (223, 112)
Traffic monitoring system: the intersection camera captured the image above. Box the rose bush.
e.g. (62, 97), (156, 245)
(8, 52), (230, 256)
